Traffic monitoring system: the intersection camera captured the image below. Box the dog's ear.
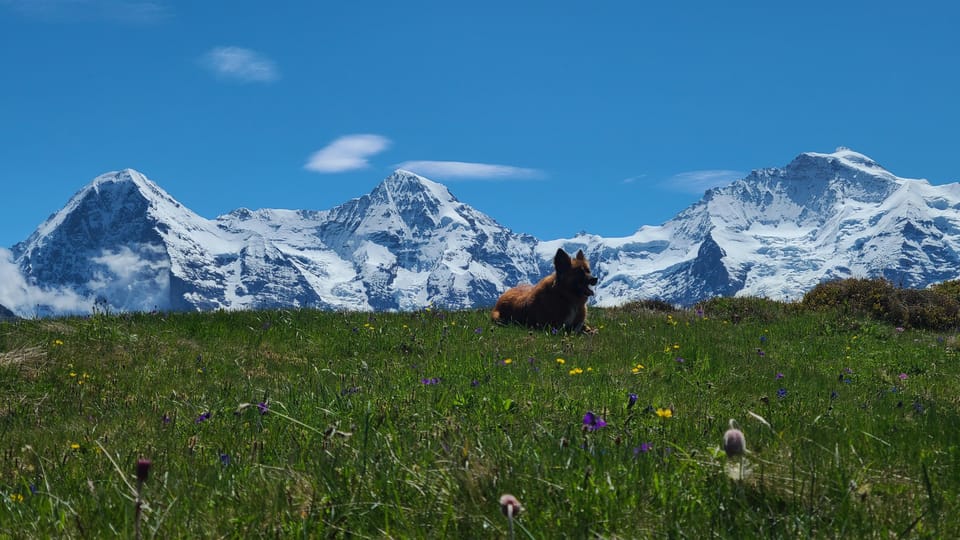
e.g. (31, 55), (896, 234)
(575, 250), (586, 261)
(554, 248), (572, 273)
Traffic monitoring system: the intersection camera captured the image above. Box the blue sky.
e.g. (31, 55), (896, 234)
(2, 1), (959, 249)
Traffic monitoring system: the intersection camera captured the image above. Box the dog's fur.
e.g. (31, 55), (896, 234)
(491, 248), (599, 333)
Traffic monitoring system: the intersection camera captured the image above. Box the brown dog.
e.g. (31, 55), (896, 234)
(492, 248), (599, 333)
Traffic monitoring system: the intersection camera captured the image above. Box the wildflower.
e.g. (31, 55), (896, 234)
(582, 411), (607, 431)
(775, 372), (784, 379)
(556, 357), (565, 365)
(162, 413), (172, 424)
(470, 379), (480, 387)
(53, 339), (64, 347)
(503, 358), (513, 365)
(722, 420), (746, 457)
(631, 363), (644, 373)
(219, 453), (231, 466)
(756, 348), (765, 357)
(655, 407), (673, 419)
(830, 390), (839, 400)
(421, 377), (440, 385)
(136, 459), (152, 485)
(777, 388), (787, 399)
(675, 356), (685, 364)
(499, 493), (522, 518)
(898, 373), (908, 381)
(499, 493), (522, 539)
(627, 393), (638, 409)
(195, 411), (212, 423)
(634, 442), (652, 455)
(257, 402), (269, 415)
(10, 493), (23, 503)
(474, 327), (483, 334)
(569, 367), (584, 376)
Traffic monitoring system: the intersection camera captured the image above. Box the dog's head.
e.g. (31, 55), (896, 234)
(554, 248), (598, 298)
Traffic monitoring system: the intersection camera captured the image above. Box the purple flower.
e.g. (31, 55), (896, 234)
(421, 377), (440, 385)
(634, 442), (652, 455)
(257, 402), (269, 415)
(756, 348), (765, 357)
(219, 453), (231, 466)
(582, 411), (607, 431)
(195, 411), (211, 423)
(470, 379), (480, 387)
(775, 372), (784, 380)
(675, 356), (685, 364)
(830, 390), (839, 400)
(136, 459), (152, 484)
(776, 388), (787, 399)
(627, 393), (638, 409)
(162, 413), (171, 424)
(474, 327), (483, 334)
(898, 373), (909, 381)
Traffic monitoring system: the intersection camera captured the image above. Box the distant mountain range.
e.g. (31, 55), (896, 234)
(5, 147), (960, 317)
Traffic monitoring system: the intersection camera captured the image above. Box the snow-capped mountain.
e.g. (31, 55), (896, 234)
(565, 147), (960, 306)
(11, 169), (543, 314)
(216, 170), (543, 311)
(7, 148), (960, 317)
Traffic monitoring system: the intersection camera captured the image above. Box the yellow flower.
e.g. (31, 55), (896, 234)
(70, 443), (80, 450)
(569, 367), (584, 376)
(52, 339), (64, 347)
(656, 407), (673, 419)
(586, 367), (593, 372)
(631, 363), (645, 374)
(69, 372), (77, 378)
(556, 358), (565, 365)
(503, 358), (513, 365)
(10, 493), (23, 503)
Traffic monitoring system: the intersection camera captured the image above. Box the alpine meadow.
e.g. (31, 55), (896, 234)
(2, 291), (959, 538)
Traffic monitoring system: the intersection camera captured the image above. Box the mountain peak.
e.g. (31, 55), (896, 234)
(794, 147), (895, 180)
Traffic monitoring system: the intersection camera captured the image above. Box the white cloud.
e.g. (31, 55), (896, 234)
(662, 169), (744, 194)
(396, 161), (544, 180)
(202, 46), (278, 83)
(0, 0), (170, 23)
(0, 248), (92, 317)
(305, 134), (391, 173)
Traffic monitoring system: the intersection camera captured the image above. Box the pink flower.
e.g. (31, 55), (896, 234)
(722, 421), (746, 458)
(499, 493), (522, 518)
(898, 373), (908, 380)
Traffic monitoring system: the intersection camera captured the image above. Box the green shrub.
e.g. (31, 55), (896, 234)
(802, 277), (960, 330)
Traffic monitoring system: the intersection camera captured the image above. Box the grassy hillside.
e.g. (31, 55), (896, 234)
(1, 301), (958, 538)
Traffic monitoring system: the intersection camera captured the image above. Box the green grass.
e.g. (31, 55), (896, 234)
(1, 304), (958, 538)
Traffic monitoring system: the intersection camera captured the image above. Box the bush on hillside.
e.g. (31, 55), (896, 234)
(801, 277), (960, 330)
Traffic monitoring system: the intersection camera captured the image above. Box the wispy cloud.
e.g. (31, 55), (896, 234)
(305, 134), (391, 173)
(622, 174), (648, 184)
(396, 161), (544, 180)
(0, 0), (170, 23)
(661, 169), (744, 194)
(201, 46), (279, 83)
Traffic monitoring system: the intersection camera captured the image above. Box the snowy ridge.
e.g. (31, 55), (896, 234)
(7, 148), (960, 316)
